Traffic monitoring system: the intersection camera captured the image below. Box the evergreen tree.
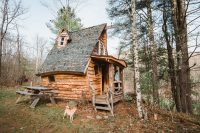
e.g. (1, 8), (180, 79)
(47, 6), (82, 34)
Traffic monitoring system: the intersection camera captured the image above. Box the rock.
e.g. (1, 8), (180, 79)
(103, 116), (109, 119)
(96, 115), (102, 120)
(87, 116), (94, 119)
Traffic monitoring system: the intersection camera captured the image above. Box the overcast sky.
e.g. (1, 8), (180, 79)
(20, 0), (120, 57)
(18, 0), (200, 59)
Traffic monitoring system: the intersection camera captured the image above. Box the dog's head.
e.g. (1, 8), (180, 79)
(65, 105), (70, 109)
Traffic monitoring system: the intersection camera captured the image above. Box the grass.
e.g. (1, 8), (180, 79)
(0, 88), (15, 100)
(0, 87), (92, 133)
(0, 87), (200, 133)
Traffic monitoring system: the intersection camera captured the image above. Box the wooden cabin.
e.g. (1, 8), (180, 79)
(37, 24), (127, 114)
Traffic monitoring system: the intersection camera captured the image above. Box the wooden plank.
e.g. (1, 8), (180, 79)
(16, 90), (35, 96)
(30, 98), (40, 108)
(95, 106), (111, 111)
(15, 95), (23, 104)
(24, 86), (53, 91)
(50, 97), (56, 104)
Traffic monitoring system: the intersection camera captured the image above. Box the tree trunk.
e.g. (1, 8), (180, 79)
(171, 0), (192, 114)
(146, 0), (159, 105)
(0, 0), (8, 77)
(131, 0), (143, 118)
(16, 25), (21, 77)
(0, 38), (2, 77)
(0, 0), (24, 78)
(162, 0), (181, 112)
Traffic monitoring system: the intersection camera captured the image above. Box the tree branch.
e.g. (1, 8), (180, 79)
(187, 15), (200, 25)
(186, 33), (199, 63)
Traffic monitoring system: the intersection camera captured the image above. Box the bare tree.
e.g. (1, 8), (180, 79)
(15, 24), (23, 78)
(35, 35), (47, 73)
(0, 0), (25, 77)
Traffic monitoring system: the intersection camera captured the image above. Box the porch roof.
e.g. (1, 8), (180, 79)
(91, 55), (127, 68)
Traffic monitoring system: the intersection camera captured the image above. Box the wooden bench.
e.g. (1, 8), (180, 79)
(16, 89), (56, 108)
(16, 90), (43, 96)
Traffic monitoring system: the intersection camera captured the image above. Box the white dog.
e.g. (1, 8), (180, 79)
(63, 105), (77, 123)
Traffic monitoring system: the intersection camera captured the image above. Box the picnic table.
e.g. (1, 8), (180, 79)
(16, 86), (57, 108)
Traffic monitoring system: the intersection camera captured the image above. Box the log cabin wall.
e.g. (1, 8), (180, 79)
(92, 29), (107, 56)
(41, 76), (49, 86)
(100, 29), (107, 48)
(41, 74), (91, 100)
(87, 59), (102, 95)
(40, 59), (104, 100)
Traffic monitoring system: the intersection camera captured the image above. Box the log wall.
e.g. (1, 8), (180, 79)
(101, 30), (107, 48)
(41, 74), (91, 100)
(87, 59), (102, 95)
(40, 59), (116, 100)
(92, 29), (107, 55)
(40, 59), (103, 100)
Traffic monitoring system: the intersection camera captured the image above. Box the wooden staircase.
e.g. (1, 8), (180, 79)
(95, 94), (114, 116)
(88, 80), (123, 116)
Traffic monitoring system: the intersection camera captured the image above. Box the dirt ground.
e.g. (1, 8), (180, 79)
(0, 87), (200, 133)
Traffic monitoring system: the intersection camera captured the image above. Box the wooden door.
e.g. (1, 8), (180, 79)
(101, 63), (109, 95)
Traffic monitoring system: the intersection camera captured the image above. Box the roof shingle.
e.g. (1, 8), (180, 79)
(37, 23), (106, 75)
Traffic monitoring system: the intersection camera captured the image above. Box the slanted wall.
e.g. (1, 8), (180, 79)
(87, 59), (102, 95)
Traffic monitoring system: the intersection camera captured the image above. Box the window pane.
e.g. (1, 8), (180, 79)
(48, 75), (55, 82)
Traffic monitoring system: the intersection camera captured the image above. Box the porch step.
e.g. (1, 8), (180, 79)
(113, 97), (122, 103)
(95, 95), (122, 104)
(96, 95), (107, 99)
(95, 99), (109, 104)
(95, 106), (111, 111)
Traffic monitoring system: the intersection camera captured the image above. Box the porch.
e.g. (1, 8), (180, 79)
(88, 55), (127, 115)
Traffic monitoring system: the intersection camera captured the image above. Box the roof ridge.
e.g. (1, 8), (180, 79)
(37, 23), (107, 76)
(70, 23), (107, 33)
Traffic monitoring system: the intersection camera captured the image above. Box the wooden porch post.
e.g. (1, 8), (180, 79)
(109, 64), (114, 91)
(121, 68), (124, 95)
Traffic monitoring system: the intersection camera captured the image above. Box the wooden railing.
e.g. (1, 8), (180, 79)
(89, 81), (96, 108)
(88, 74), (122, 116)
(108, 81), (123, 103)
(113, 81), (123, 96)
(107, 88), (114, 113)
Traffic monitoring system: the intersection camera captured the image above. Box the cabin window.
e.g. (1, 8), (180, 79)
(48, 75), (55, 82)
(114, 66), (120, 81)
(60, 37), (65, 45)
(94, 64), (99, 75)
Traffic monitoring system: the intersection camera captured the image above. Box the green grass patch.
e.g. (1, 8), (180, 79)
(0, 88), (16, 101)
(0, 87), (92, 133)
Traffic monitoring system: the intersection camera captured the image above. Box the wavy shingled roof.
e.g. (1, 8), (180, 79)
(37, 23), (107, 76)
